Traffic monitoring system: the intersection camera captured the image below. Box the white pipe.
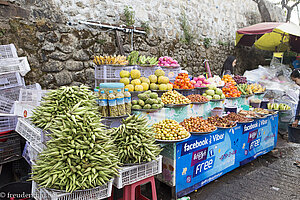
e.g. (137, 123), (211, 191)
(78, 20), (146, 34)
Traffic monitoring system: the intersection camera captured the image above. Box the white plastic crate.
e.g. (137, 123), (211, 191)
(28, 142), (45, 163)
(1, 86), (22, 101)
(15, 118), (42, 144)
(0, 114), (17, 132)
(18, 88), (49, 104)
(160, 66), (182, 82)
(0, 57), (30, 76)
(14, 101), (37, 118)
(95, 65), (135, 83)
(22, 141), (32, 166)
(0, 72), (24, 90)
(0, 95), (14, 113)
(25, 83), (42, 90)
(136, 65), (159, 77)
(0, 44), (18, 59)
(32, 180), (113, 200)
(114, 155), (162, 189)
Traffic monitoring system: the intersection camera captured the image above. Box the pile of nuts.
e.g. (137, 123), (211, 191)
(186, 94), (209, 103)
(153, 119), (190, 141)
(253, 108), (269, 115)
(224, 113), (253, 123)
(180, 117), (216, 133)
(207, 116), (236, 128)
(161, 90), (191, 105)
(238, 110), (257, 118)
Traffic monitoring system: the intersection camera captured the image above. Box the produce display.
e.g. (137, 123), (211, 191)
(238, 110), (258, 118)
(248, 83), (266, 94)
(173, 73), (195, 89)
(158, 56), (180, 67)
(149, 69), (173, 91)
(222, 75), (236, 85)
(233, 75), (247, 84)
(30, 86), (119, 192)
(131, 91), (164, 110)
(253, 108), (269, 115)
(237, 84), (253, 96)
(203, 84), (225, 100)
(186, 94), (209, 103)
(224, 113), (253, 123)
(153, 119), (190, 141)
(120, 69), (147, 92)
(137, 55), (159, 66)
(179, 117), (216, 133)
(250, 99), (261, 104)
(161, 90), (191, 105)
(127, 51), (139, 65)
(112, 114), (161, 164)
(207, 116), (236, 128)
(191, 75), (211, 88)
(267, 103), (291, 111)
(94, 55), (128, 65)
(206, 76), (225, 87)
(222, 83), (241, 98)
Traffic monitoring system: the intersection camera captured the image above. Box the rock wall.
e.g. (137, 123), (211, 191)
(0, 0), (283, 89)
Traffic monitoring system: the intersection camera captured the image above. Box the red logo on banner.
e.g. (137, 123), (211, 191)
(23, 110), (28, 118)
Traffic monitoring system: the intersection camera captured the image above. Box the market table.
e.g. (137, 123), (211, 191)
(133, 95), (279, 198)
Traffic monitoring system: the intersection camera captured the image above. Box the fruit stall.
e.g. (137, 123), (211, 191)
(0, 45), (291, 200)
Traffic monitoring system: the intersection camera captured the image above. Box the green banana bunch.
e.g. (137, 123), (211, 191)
(138, 55), (159, 66)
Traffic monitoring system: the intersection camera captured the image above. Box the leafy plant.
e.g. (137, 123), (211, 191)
(217, 40), (230, 46)
(124, 6), (135, 26)
(96, 39), (107, 45)
(180, 12), (194, 44)
(0, 29), (6, 38)
(204, 37), (212, 48)
(141, 21), (150, 34)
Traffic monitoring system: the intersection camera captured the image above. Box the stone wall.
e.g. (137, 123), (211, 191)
(0, 0), (284, 89)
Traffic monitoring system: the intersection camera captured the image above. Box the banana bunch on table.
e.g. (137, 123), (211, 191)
(94, 55), (129, 65)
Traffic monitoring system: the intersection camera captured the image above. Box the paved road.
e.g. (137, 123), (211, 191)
(156, 136), (300, 200)
(189, 137), (300, 200)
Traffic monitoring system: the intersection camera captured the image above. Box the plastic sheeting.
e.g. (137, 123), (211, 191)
(243, 57), (299, 119)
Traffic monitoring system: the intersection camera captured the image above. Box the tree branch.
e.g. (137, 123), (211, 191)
(291, 0), (300, 9)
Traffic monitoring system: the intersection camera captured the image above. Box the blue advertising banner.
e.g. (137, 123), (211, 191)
(175, 126), (242, 197)
(175, 115), (278, 198)
(237, 114), (278, 166)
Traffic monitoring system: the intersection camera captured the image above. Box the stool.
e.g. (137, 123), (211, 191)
(108, 176), (157, 200)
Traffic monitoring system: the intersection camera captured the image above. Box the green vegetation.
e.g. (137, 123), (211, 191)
(180, 12), (194, 44)
(203, 37), (212, 48)
(124, 6), (135, 26)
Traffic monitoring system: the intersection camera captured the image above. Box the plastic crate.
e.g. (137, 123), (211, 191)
(22, 141), (32, 165)
(0, 132), (21, 165)
(41, 130), (52, 144)
(15, 118), (42, 145)
(0, 72), (24, 90)
(18, 88), (49, 104)
(135, 65), (159, 77)
(0, 44), (18, 59)
(113, 155), (162, 189)
(0, 114), (18, 132)
(25, 83), (42, 90)
(95, 65), (135, 83)
(0, 57), (30, 76)
(14, 101), (37, 118)
(32, 180), (113, 200)
(1, 86), (23, 101)
(0, 95), (15, 113)
(160, 66), (181, 82)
